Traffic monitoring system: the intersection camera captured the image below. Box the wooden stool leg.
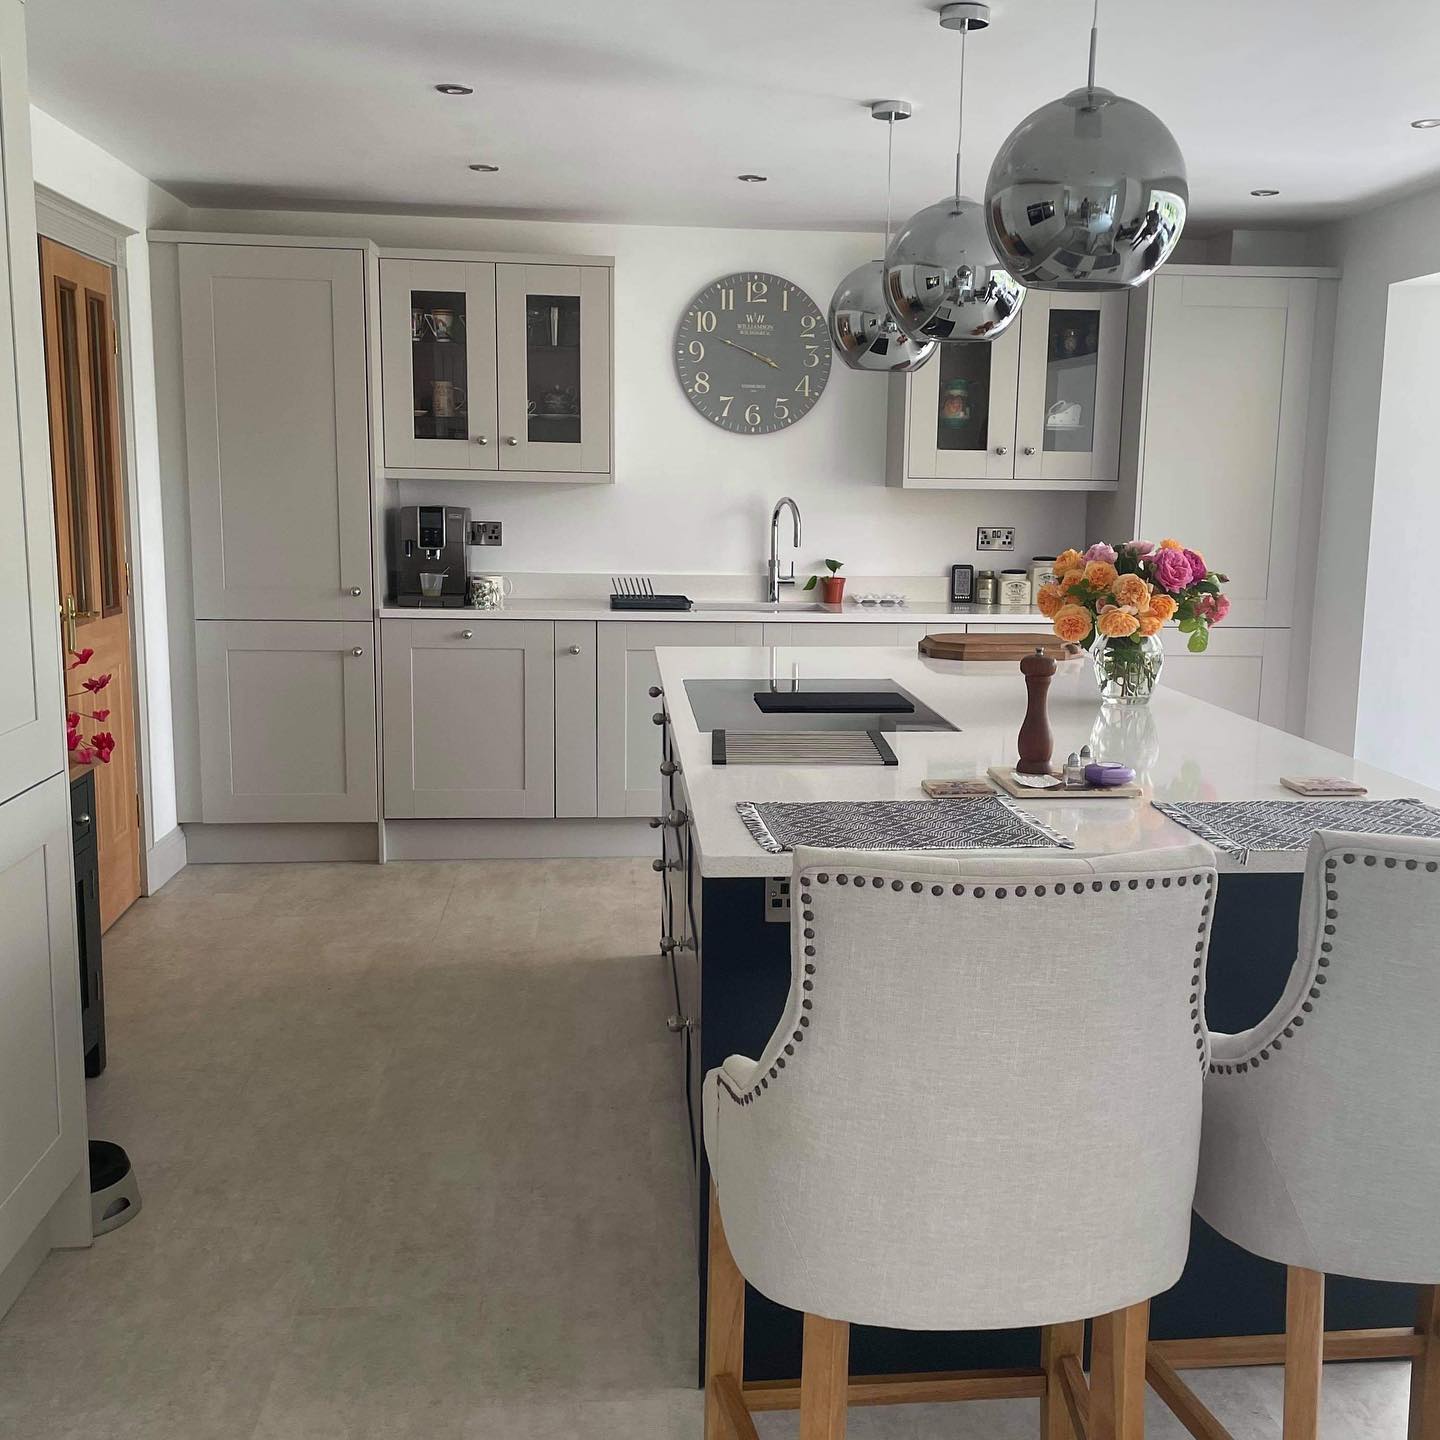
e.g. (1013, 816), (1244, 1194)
(1091, 1300), (1149, 1440)
(1041, 1320), (1086, 1440)
(1409, 1286), (1440, 1440)
(799, 1312), (850, 1440)
(705, 1181), (747, 1440)
(1285, 1266), (1324, 1440)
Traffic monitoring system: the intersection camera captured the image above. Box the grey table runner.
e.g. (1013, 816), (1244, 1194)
(736, 796), (1073, 855)
(1152, 797), (1440, 863)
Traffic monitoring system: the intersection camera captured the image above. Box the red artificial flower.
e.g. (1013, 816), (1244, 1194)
(69, 647), (94, 668)
(66, 711), (79, 728)
(67, 726), (81, 751)
(75, 747), (93, 765)
(90, 732), (116, 764)
(90, 709), (110, 722)
(81, 673), (111, 694)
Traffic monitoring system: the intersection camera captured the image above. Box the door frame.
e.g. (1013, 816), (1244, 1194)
(34, 190), (154, 895)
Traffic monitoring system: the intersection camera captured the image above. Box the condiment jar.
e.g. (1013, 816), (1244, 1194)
(1031, 556), (1057, 592)
(976, 570), (998, 604)
(999, 569), (1031, 606)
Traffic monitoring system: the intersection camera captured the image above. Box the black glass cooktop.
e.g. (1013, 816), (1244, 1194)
(683, 677), (957, 734)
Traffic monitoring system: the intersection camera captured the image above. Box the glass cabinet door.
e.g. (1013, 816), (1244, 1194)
(495, 263), (611, 475)
(380, 258), (498, 472)
(1014, 291), (1127, 483)
(903, 322), (1021, 482)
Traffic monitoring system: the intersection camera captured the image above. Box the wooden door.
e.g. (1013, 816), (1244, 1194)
(379, 257), (499, 472)
(39, 238), (141, 930)
(495, 263), (611, 474)
(194, 620), (378, 823)
(380, 618), (555, 818)
(178, 244), (372, 620)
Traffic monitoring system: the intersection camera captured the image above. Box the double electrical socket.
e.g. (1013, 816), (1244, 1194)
(976, 526), (1016, 551)
(469, 520), (503, 546)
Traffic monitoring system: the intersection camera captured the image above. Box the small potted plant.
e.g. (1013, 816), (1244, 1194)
(803, 559), (845, 606)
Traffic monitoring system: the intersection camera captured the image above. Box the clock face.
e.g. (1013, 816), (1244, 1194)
(674, 272), (832, 434)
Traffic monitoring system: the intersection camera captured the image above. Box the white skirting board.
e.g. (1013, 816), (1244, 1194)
(182, 822), (380, 864)
(144, 825), (187, 893)
(383, 819), (654, 861)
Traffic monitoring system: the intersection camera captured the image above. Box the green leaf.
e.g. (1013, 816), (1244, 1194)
(1188, 628), (1210, 653)
(802, 574), (818, 591)
(825, 558), (842, 574)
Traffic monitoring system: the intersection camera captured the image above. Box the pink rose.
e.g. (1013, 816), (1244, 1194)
(1184, 549), (1208, 584)
(1124, 540), (1155, 557)
(1152, 547), (1194, 593)
(1083, 542), (1118, 565)
(1196, 593), (1231, 624)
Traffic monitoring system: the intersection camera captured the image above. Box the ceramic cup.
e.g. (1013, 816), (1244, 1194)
(468, 575), (514, 610)
(432, 380), (466, 417)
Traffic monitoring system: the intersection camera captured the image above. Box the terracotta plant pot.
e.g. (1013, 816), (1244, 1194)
(820, 575), (846, 605)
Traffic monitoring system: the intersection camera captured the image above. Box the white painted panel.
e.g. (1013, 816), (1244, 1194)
(554, 620), (598, 818)
(761, 623), (900, 647)
(180, 244), (371, 620)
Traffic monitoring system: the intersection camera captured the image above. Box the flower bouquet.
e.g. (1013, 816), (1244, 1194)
(1036, 540), (1230, 704)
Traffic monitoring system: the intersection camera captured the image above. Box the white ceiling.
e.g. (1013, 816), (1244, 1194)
(25, 0), (1440, 232)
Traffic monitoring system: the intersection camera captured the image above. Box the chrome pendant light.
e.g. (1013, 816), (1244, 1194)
(984, 0), (1187, 291)
(829, 101), (938, 374)
(884, 2), (1025, 345)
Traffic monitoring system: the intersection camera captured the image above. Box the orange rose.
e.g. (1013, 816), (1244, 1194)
(1052, 604), (1093, 645)
(1147, 593), (1178, 623)
(1062, 569), (1089, 593)
(1035, 582), (1064, 618)
(1053, 548), (1085, 576)
(1113, 573), (1150, 609)
(1157, 538), (1184, 551)
(1097, 608), (1140, 639)
(1084, 560), (1119, 592)
(1137, 612), (1163, 637)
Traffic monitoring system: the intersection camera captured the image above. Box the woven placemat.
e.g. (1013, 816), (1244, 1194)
(735, 796), (1073, 855)
(1152, 797), (1440, 863)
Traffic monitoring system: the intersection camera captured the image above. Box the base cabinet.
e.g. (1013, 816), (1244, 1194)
(1159, 627), (1293, 727)
(381, 618), (555, 818)
(195, 621), (378, 822)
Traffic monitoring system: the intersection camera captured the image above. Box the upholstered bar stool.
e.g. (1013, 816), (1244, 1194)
(703, 840), (1220, 1440)
(1179, 831), (1440, 1440)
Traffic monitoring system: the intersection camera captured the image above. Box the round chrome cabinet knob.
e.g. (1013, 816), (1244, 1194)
(350, 647), (365, 657)
(648, 686), (663, 698)
(995, 445), (1009, 455)
(651, 711), (666, 726)
(1023, 446), (1036, 456)
(666, 1014), (695, 1033)
(505, 436), (519, 446)
(476, 435), (489, 446)
(349, 587), (363, 596)
(652, 858), (678, 873)
(568, 645), (582, 655)
(659, 761), (679, 776)
(77, 814), (91, 825)
(461, 630), (474, 639)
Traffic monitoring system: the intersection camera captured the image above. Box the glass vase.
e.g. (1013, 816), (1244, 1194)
(1092, 633), (1164, 704)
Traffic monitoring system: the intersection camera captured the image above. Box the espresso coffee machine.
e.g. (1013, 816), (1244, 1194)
(391, 504), (470, 607)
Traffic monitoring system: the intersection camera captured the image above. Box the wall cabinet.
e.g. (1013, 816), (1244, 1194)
(595, 621), (763, 818)
(381, 618), (555, 818)
(195, 621), (378, 822)
(379, 254), (612, 482)
(888, 290), (1126, 489)
(178, 244), (373, 621)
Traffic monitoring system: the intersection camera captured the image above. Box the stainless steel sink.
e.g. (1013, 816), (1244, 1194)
(692, 601), (831, 613)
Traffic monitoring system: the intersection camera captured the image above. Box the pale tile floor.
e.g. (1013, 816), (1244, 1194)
(0, 859), (1414, 1438)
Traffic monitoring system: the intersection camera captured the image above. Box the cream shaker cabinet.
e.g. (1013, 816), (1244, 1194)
(888, 290), (1126, 489)
(379, 254), (613, 482)
(381, 619), (556, 818)
(178, 243), (373, 621)
(195, 621), (378, 822)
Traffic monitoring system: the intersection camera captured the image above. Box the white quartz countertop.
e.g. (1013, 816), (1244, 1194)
(655, 645), (1439, 879)
(377, 599), (1047, 625)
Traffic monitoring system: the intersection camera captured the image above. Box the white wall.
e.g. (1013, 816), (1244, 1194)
(28, 106), (188, 853)
(1308, 180), (1440, 755)
(1353, 275), (1440, 786)
(183, 206), (1087, 578)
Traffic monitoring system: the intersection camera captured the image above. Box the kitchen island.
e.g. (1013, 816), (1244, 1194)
(653, 644), (1434, 1385)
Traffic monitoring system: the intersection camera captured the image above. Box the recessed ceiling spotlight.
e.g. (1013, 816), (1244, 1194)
(737, 173), (768, 183)
(468, 163), (500, 173)
(1250, 188), (1280, 197)
(434, 83), (473, 96)
(1412, 118), (1440, 129)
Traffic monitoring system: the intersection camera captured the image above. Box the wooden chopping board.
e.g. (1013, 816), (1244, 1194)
(987, 765), (1145, 800)
(919, 631), (1078, 662)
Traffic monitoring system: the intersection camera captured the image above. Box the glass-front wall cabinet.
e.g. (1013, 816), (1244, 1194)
(380, 255), (611, 479)
(893, 288), (1125, 488)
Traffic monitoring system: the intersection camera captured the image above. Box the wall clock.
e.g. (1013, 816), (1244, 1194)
(674, 272), (832, 434)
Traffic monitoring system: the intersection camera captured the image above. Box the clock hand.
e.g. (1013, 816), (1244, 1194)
(718, 336), (780, 369)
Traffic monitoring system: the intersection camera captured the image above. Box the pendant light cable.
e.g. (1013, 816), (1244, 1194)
(953, 18), (969, 202)
(1087, 0), (1100, 90)
(884, 113), (895, 250)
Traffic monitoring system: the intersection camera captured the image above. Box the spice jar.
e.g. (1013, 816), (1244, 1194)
(1030, 556), (1057, 593)
(999, 569), (1032, 606)
(976, 569), (998, 604)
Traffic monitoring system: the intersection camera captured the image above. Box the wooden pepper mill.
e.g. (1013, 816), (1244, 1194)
(1016, 648), (1057, 776)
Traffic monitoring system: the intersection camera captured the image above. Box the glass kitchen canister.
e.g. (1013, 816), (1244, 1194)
(976, 570), (998, 604)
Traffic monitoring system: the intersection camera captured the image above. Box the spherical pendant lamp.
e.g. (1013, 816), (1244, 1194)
(829, 102), (937, 373)
(883, 3), (1026, 345)
(984, 0), (1187, 291)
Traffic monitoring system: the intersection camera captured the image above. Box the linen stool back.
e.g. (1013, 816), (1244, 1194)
(1195, 829), (1440, 1282)
(703, 840), (1218, 1334)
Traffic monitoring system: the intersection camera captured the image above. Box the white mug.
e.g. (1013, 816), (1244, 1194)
(432, 380), (467, 418)
(469, 574), (514, 610)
